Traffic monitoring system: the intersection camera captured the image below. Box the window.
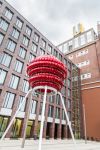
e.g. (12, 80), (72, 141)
(11, 27), (20, 39)
(14, 60), (23, 73)
(48, 95), (54, 103)
(76, 60), (90, 68)
(80, 34), (85, 46)
(18, 96), (26, 112)
(68, 70), (71, 78)
(34, 33), (39, 43)
(3, 92), (15, 109)
(25, 26), (32, 36)
(87, 31), (92, 43)
(56, 94), (60, 105)
(31, 42), (37, 53)
(81, 73), (91, 80)
(0, 18), (9, 31)
(74, 37), (79, 48)
(64, 59), (67, 65)
(68, 99), (71, 109)
(22, 80), (29, 93)
(53, 49), (58, 57)
(41, 39), (46, 49)
(68, 111), (71, 121)
(4, 7), (13, 20)
(30, 100), (37, 114)
(48, 105), (54, 117)
(62, 109), (65, 120)
(16, 17), (23, 29)
(76, 49), (88, 57)
(40, 48), (45, 55)
(0, 33), (4, 45)
(68, 89), (71, 98)
(39, 102), (43, 115)
(68, 79), (71, 88)
(0, 69), (7, 84)
(9, 74), (20, 89)
(48, 45), (52, 53)
(28, 53), (36, 62)
(22, 36), (29, 47)
(55, 107), (60, 119)
(68, 62), (71, 69)
(63, 43), (68, 53)
(59, 54), (62, 61)
(6, 39), (16, 52)
(0, 53), (12, 67)
(18, 47), (26, 59)
(68, 40), (73, 51)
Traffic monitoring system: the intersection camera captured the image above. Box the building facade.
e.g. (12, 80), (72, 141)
(0, 0), (82, 139)
(58, 25), (100, 140)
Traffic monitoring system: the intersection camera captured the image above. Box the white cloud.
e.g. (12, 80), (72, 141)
(6, 0), (100, 45)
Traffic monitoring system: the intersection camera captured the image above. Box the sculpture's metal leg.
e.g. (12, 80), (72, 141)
(21, 89), (34, 148)
(38, 86), (47, 150)
(1, 89), (32, 141)
(58, 92), (77, 150)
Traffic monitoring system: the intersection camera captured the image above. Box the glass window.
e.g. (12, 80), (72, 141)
(48, 95), (54, 103)
(0, 52), (12, 67)
(30, 100), (37, 114)
(28, 53), (36, 62)
(62, 109), (66, 120)
(4, 7), (13, 20)
(22, 79), (29, 93)
(48, 44), (52, 53)
(0, 18), (9, 31)
(48, 105), (54, 117)
(31, 42), (37, 53)
(0, 116), (9, 137)
(56, 94), (60, 105)
(14, 60), (23, 73)
(0, 69), (7, 84)
(18, 47), (26, 59)
(53, 49), (58, 57)
(40, 48), (45, 55)
(18, 96), (26, 112)
(80, 34), (85, 46)
(59, 54), (62, 61)
(16, 17), (23, 29)
(68, 89), (71, 98)
(22, 36), (29, 47)
(9, 74), (20, 89)
(11, 27), (20, 39)
(3, 92), (15, 109)
(68, 40), (73, 51)
(41, 39), (46, 49)
(25, 26), (32, 36)
(0, 33), (4, 45)
(68, 79), (71, 88)
(74, 37), (79, 48)
(68, 111), (71, 121)
(68, 99), (71, 109)
(55, 107), (60, 119)
(34, 33), (39, 43)
(87, 31), (92, 43)
(6, 39), (16, 52)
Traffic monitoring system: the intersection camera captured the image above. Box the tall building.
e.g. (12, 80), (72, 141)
(58, 24), (100, 140)
(0, 0), (82, 139)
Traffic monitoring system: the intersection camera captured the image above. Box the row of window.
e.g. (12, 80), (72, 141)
(2, 91), (71, 120)
(68, 49), (88, 60)
(76, 60), (90, 68)
(58, 30), (95, 53)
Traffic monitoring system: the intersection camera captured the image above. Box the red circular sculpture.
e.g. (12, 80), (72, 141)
(27, 55), (67, 93)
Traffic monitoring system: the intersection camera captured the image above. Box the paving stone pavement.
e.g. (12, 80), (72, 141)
(0, 139), (100, 150)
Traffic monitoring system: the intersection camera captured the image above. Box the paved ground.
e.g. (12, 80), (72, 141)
(0, 139), (100, 150)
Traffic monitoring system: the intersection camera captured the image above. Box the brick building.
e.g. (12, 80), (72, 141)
(0, 0), (82, 139)
(58, 24), (100, 140)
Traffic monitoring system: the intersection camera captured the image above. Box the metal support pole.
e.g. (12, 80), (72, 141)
(38, 86), (47, 150)
(1, 89), (32, 141)
(58, 92), (77, 150)
(83, 104), (87, 144)
(21, 89), (33, 148)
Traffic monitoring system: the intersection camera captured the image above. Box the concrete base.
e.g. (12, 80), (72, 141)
(0, 139), (100, 150)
